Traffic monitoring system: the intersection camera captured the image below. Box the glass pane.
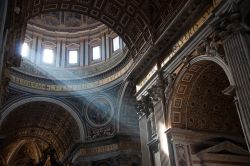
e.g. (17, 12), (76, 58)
(113, 36), (120, 52)
(69, 50), (78, 64)
(43, 48), (54, 64)
(93, 46), (101, 60)
(21, 43), (29, 57)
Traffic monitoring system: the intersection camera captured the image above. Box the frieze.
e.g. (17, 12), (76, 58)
(161, 0), (222, 68)
(73, 142), (140, 160)
(10, 60), (133, 92)
(86, 126), (115, 140)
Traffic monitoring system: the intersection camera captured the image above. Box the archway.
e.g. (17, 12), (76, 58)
(168, 59), (250, 165)
(0, 96), (85, 140)
(0, 97), (84, 165)
(170, 60), (242, 134)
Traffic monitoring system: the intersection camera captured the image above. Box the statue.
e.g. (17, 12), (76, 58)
(164, 73), (176, 102)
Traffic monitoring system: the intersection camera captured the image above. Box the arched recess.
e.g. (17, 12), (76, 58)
(0, 97), (85, 161)
(4, 140), (43, 166)
(0, 96), (85, 140)
(0, 97), (86, 141)
(168, 55), (244, 136)
(20, 0), (153, 51)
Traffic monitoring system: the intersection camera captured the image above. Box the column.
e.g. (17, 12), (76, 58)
(219, 1), (250, 151)
(149, 78), (171, 166)
(139, 115), (152, 166)
(84, 40), (89, 66)
(101, 34), (105, 61)
(36, 36), (42, 65)
(80, 40), (84, 66)
(30, 35), (37, 63)
(56, 39), (61, 67)
(61, 40), (66, 67)
(0, 0), (8, 55)
(105, 34), (110, 59)
(223, 32), (250, 150)
(119, 36), (123, 49)
(0, 0), (8, 77)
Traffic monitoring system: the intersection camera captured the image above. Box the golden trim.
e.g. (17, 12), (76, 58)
(11, 60), (133, 92)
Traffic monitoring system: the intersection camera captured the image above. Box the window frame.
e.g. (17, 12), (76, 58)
(67, 49), (80, 67)
(112, 36), (120, 53)
(91, 45), (102, 64)
(21, 42), (31, 58)
(42, 47), (56, 66)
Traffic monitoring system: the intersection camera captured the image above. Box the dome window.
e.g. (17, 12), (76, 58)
(42, 48), (54, 64)
(68, 50), (78, 64)
(21, 42), (29, 57)
(112, 36), (120, 52)
(92, 46), (101, 60)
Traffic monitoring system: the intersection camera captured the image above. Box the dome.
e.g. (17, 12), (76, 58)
(10, 12), (131, 94)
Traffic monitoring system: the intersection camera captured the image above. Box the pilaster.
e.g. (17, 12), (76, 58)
(216, 0), (250, 151)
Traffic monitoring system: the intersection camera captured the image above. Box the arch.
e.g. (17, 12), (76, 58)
(22, 0), (152, 50)
(168, 55), (237, 131)
(5, 140), (26, 165)
(0, 96), (85, 141)
(0, 153), (6, 166)
(188, 55), (235, 86)
(117, 81), (138, 134)
(117, 81), (130, 132)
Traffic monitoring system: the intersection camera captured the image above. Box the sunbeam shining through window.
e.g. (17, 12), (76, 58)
(113, 36), (120, 52)
(21, 42), (29, 57)
(93, 46), (101, 60)
(43, 48), (54, 64)
(69, 50), (78, 64)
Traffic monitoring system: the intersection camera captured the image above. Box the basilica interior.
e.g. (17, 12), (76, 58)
(0, 0), (250, 166)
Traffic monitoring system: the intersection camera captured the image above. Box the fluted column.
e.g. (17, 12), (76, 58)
(56, 39), (61, 67)
(105, 34), (110, 59)
(35, 36), (42, 65)
(80, 39), (84, 66)
(101, 34), (106, 61)
(219, 1), (250, 150)
(30, 34), (37, 63)
(61, 39), (66, 67)
(84, 40), (89, 66)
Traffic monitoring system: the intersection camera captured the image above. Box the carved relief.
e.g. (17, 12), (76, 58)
(148, 79), (164, 102)
(136, 95), (153, 117)
(87, 125), (114, 140)
(175, 144), (189, 166)
(164, 73), (176, 103)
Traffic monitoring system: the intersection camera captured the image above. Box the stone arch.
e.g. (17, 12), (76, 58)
(20, 0), (152, 51)
(4, 139), (44, 166)
(117, 81), (138, 135)
(168, 55), (243, 135)
(0, 96), (85, 141)
(0, 154), (5, 166)
(188, 55), (235, 86)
